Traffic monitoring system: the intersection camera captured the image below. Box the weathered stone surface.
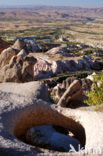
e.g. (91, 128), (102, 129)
(57, 80), (83, 107)
(0, 37), (10, 54)
(50, 76), (93, 106)
(17, 49), (27, 58)
(26, 125), (81, 152)
(46, 46), (73, 57)
(33, 58), (53, 80)
(0, 47), (19, 68)
(0, 39), (29, 69)
(51, 60), (78, 74)
(24, 54), (103, 80)
(0, 55), (37, 82)
(63, 77), (77, 89)
(0, 81), (50, 102)
(12, 39), (27, 51)
(0, 82), (103, 155)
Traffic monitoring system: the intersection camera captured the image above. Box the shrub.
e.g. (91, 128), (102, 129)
(85, 73), (103, 106)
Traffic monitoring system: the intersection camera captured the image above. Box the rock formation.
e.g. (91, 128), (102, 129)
(0, 39), (28, 69)
(0, 38), (103, 82)
(17, 49), (27, 58)
(57, 80), (83, 107)
(0, 47), (19, 68)
(0, 81), (103, 155)
(0, 55), (37, 82)
(46, 46), (73, 57)
(0, 37), (10, 54)
(33, 58), (53, 80)
(33, 55), (103, 80)
(12, 39), (27, 51)
(50, 76), (93, 107)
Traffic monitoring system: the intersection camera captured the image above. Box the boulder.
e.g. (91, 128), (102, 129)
(0, 55), (37, 82)
(57, 80), (83, 107)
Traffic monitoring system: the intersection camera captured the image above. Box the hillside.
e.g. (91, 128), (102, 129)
(0, 6), (103, 21)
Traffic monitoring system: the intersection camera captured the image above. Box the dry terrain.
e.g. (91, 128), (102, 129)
(0, 6), (103, 48)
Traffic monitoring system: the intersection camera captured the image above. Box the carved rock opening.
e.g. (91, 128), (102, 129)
(13, 107), (86, 152)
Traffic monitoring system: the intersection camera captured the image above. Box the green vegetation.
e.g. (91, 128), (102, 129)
(42, 71), (99, 82)
(85, 73), (103, 106)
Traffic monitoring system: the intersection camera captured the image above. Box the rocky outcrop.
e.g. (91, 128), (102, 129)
(0, 37), (10, 54)
(0, 82), (103, 155)
(0, 39), (28, 69)
(12, 39), (27, 51)
(57, 80), (83, 107)
(0, 39), (103, 82)
(33, 58), (53, 80)
(50, 77), (77, 103)
(46, 46), (73, 57)
(50, 77), (92, 106)
(0, 47), (19, 68)
(0, 55), (37, 82)
(17, 49), (27, 58)
(33, 55), (103, 80)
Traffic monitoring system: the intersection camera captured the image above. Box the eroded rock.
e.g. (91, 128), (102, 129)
(12, 39), (27, 51)
(17, 49), (27, 58)
(57, 80), (83, 107)
(0, 37), (10, 54)
(0, 55), (37, 82)
(0, 47), (19, 68)
(0, 82), (103, 155)
(34, 58), (53, 80)
(26, 125), (81, 152)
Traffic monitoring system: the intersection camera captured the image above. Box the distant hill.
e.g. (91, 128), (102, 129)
(0, 6), (103, 21)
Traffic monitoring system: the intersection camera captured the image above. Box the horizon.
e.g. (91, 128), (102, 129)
(0, 0), (103, 7)
(0, 5), (103, 8)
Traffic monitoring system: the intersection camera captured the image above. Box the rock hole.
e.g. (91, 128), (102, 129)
(24, 125), (84, 152)
(13, 109), (86, 153)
